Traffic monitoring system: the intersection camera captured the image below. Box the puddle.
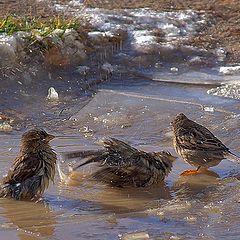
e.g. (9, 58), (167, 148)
(0, 2), (240, 240)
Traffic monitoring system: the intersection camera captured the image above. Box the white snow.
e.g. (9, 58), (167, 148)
(207, 84), (240, 100)
(53, 4), (206, 53)
(219, 65), (240, 75)
(0, 34), (18, 65)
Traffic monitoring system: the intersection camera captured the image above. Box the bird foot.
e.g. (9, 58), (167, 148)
(180, 169), (201, 176)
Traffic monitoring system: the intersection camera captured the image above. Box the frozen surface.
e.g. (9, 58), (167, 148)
(208, 84), (240, 100)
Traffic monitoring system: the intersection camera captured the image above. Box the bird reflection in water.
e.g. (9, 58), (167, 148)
(173, 169), (220, 197)
(0, 198), (57, 240)
(59, 166), (172, 213)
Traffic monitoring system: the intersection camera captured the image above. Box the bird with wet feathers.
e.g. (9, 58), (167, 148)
(0, 128), (57, 200)
(62, 137), (176, 187)
(171, 113), (240, 175)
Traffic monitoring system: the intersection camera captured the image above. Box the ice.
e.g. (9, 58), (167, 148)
(207, 84), (240, 100)
(88, 31), (114, 40)
(219, 65), (240, 75)
(202, 106), (215, 112)
(53, 4), (206, 53)
(0, 34), (17, 65)
(130, 30), (157, 51)
(119, 231), (150, 240)
(101, 62), (114, 73)
(75, 65), (90, 75)
(69, 89), (233, 145)
(68, 0), (84, 7)
(47, 87), (59, 101)
(153, 71), (240, 85)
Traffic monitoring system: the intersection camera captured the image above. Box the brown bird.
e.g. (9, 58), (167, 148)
(172, 113), (240, 175)
(63, 138), (176, 187)
(0, 128), (57, 200)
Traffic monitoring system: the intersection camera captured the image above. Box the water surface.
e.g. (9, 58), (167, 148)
(0, 2), (240, 240)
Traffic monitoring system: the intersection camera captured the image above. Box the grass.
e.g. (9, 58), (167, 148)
(0, 16), (80, 37)
(0, 15), (82, 53)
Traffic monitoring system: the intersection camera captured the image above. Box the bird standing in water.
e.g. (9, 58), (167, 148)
(0, 128), (57, 200)
(171, 113), (240, 175)
(63, 138), (176, 187)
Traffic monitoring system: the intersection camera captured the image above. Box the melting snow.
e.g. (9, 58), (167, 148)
(53, 3), (206, 52)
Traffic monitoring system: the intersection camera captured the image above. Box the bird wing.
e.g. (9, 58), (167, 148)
(3, 154), (42, 185)
(70, 138), (151, 172)
(176, 124), (228, 151)
(99, 137), (142, 167)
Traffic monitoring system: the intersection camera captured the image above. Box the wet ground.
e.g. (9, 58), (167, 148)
(0, 1), (240, 240)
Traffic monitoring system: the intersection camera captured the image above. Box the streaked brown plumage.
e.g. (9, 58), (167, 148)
(172, 113), (240, 171)
(0, 128), (57, 200)
(63, 138), (176, 187)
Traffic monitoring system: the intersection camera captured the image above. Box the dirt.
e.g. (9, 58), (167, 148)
(0, 0), (57, 18)
(1, 0), (240, 63)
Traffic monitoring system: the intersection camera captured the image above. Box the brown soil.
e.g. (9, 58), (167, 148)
(0, 0), (64, 18)
(1, 0), (240, 63)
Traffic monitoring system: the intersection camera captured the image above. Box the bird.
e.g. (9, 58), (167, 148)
(62, 137), (176, 187)
(0, 128), (57, 200)
(171, 113), (240, 175)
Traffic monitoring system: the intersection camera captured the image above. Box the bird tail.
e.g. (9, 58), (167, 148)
(62, 149), (106, 172)
(225, 152), (240, 163)
(62, 150), (104, 160)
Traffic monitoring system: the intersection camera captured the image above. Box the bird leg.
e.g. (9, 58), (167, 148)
(180, 166), (207, 176)
(180, 169), (200, 176)
(180, 166), (220, 177)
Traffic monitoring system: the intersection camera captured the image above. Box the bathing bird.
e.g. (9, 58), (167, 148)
(0, 128), (57, 200)
(63, 138), (176, 187)
(171, 113), (240, 175)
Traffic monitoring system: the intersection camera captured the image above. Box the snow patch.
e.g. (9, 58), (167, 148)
(219, 65), (240, 75)
(207, 84), (240, 100)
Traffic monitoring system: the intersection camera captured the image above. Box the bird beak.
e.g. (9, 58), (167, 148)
(46, 134), (55, 141)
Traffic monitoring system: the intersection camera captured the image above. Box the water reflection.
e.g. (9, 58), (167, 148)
(59, 170), (172, 213)
(172, 170), (220, 200)
(0, 198), (56, 240)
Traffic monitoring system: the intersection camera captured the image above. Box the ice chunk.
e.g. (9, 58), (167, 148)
(219, 65), (240, 75)
(119, 231), (150, 240)
(207, 84), (240, 100)
(101, 62), (114, 73)
(202, 106), (215, 112)
(0, 34), (17, 65)
(47, 87), (59, 101)
(75, 65), (90, 75)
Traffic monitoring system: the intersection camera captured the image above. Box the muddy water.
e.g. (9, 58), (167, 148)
(1, 3), (240, 240)
(0, 77), (239, 239)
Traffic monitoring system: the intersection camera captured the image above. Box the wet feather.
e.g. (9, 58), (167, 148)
(63, 138), (176, 187)
(0, 128), (57, 200)
(172, 113), (240, 169)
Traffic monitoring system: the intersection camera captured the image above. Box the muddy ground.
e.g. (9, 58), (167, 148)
(0, 0), (240, 63)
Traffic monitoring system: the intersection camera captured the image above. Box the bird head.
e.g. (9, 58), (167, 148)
(170, 113), (188, 127)
(22, 128), (55, 144)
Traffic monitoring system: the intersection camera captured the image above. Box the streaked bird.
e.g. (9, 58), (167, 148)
(172, 113), (240, 175)
(0, 128), (57, 200)
(62, 138), (176, 187)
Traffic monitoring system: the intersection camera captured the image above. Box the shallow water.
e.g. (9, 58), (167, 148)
(1, 2), (240, 240)
(1, 78), (239, 239)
